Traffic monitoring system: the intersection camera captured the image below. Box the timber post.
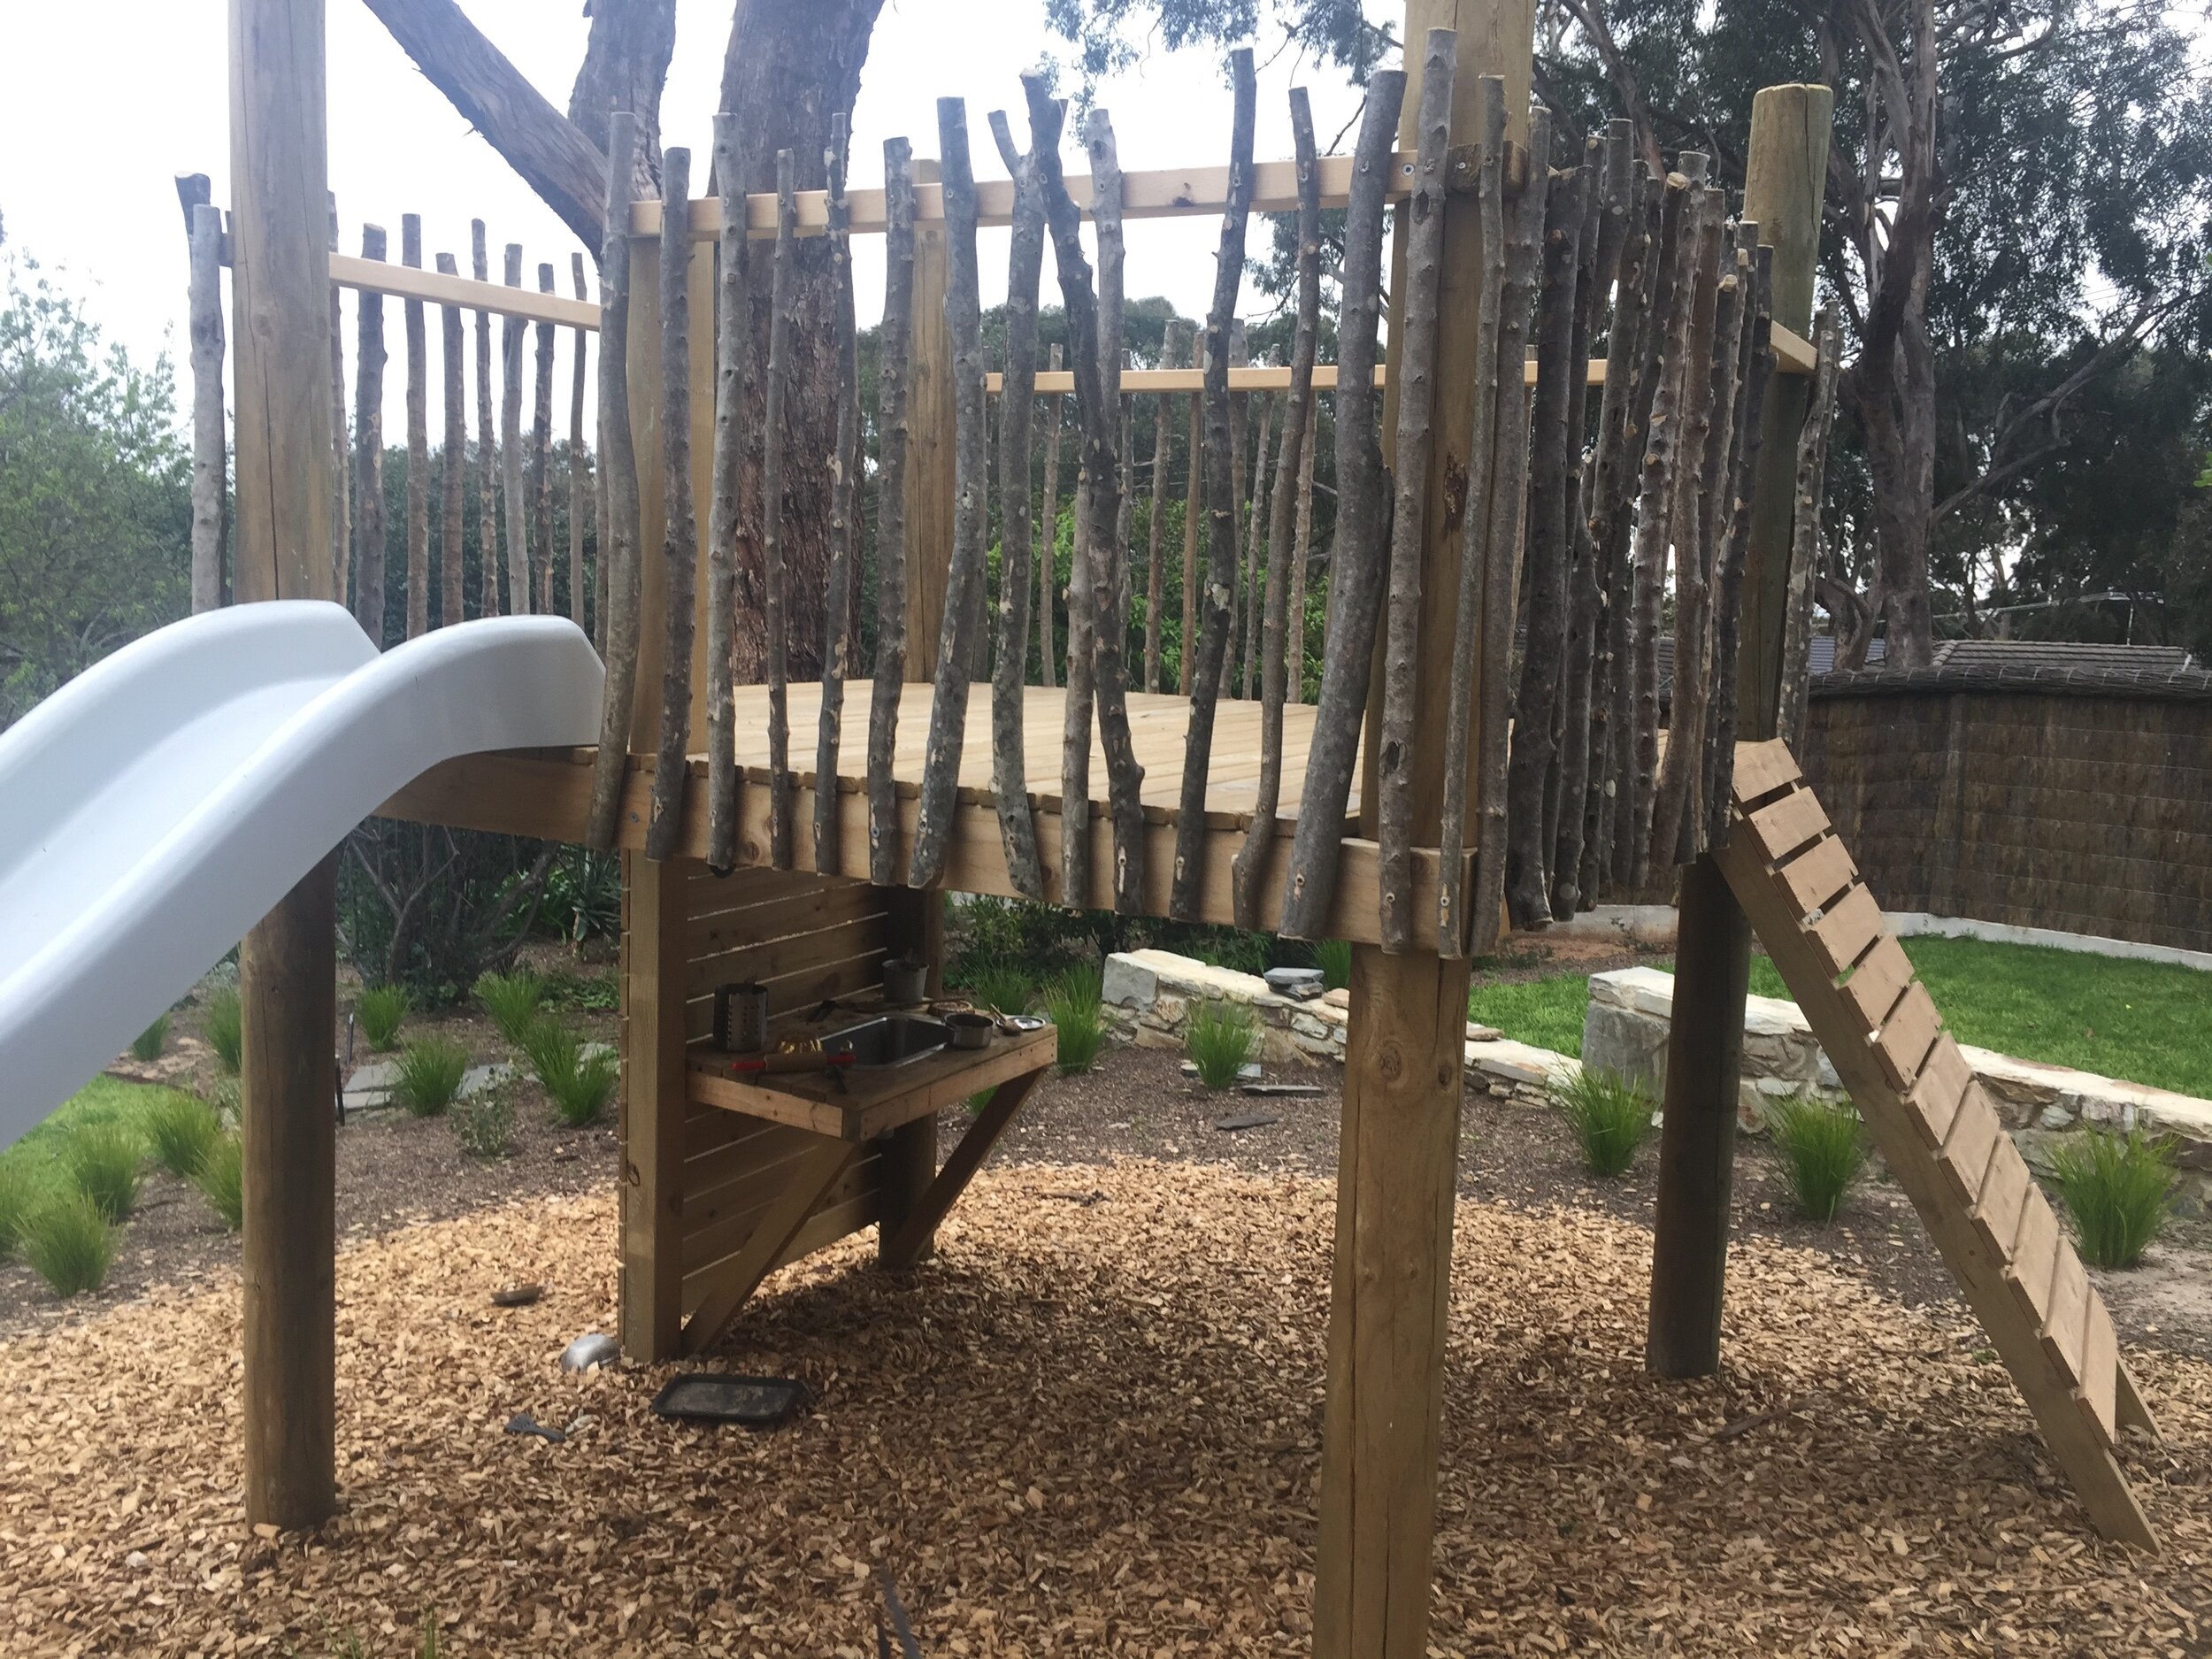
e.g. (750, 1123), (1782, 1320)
(228, 0), (338, 1529)
(879, 157), (954, 1267)
(1645, 84), (1834, 1377)
(1313, 4), (1532, 1654)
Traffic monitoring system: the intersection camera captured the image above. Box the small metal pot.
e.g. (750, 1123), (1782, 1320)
(882, 956), (930, 1005)
(945, 1010), (995, 1050)
(713, 982), (770, 1053)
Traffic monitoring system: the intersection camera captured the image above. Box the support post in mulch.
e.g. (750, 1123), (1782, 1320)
(866, 140), (918, 888)
(704, 111), (756, 871)
(643, 148), (698, 861)
(816, 113), (861, 878)
(1229, 87), (1321, 931)
(1274, 60), (1402, 940)
(585, 112), (642, 854)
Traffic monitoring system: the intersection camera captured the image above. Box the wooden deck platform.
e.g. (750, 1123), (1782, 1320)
(382, 681), (1466, 945)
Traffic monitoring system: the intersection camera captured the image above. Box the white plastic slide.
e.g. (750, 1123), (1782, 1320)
(0, 601), (604, 1145)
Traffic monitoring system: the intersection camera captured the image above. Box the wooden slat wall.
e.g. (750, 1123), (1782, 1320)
(1803, 687), (2212, 953)
(672, 868), (892, 1313)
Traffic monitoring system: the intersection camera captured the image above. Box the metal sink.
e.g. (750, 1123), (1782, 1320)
(818, 1013), (949, 1068)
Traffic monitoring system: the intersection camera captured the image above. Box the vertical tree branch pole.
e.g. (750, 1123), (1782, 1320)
(1035, 342), (1062, 688)
(402, 216), (431, 639)
(1286, 397), (1317, 702)
(814, 113), (859, 877)
(1169, 48), (1260, 922)
(570, 252), (590, 630)
(1604, 177), (1665, 893)
(227, 0), (337, 1530)
(985, 107), (1048, 900)
(501, 242), (530, 614)
(865, 141), (918, 887)
(1502, 160), (1588, 930)
(1624, 173), (1694, 891)
(761, 150), (800, 869)
(1687, 240), (1753, 854)
(1230, 88), (1320, 930)
(1704, 239), (1772, 848)
(1274, 63), (1402, 940)
(1432, 77), (1504, 954)
(1178, 368), (1202, 695)
(585, 111), (642, 853)
(1553, 124), (1632, 915)
(472, 221), (500, 618)
(1083, 110), (1148, 915)
(1373, 38), (1457, 954)
(435, 253), (467, 627)
(1646, 83), (1834, 1382)
(643, 147), (698, 861)
(1141, 322), (1181, 693)
(1453, 96), (1547, 956)
(351, 224), (388, 641)
(906, 104), (993, 890)
(703, 111), (754, 870)
(186, 203), (228, 615)
(327, 194), (347, 611)
(1778, 306), (1842, 751)
(1219, 324), (1251, 701)
(533, 262), (557, 612)
(1238, 392), (1279, 701)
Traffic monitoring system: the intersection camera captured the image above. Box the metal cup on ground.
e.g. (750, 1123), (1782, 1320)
(713, 982), (770, 1053)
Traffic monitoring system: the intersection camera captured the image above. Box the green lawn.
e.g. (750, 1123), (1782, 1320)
(1471, 935), (2212, 1097)
(2, 1076), (203, 1203)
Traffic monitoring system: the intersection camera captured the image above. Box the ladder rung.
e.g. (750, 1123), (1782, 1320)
(1840, 935), (1913, 1031)
(1908, 1036), (1974, 1149)
(1745, 787), (1830, 864)
(2007, 1192), (2062, 1325)
(1874, 981), (1944, 1091)
(1809, 885), (1884, 978)
(1777, 834), (1857, 918)
(1972, 1137), (2032, 1257)
(2075, 1296), (2119, 1448)
(1937, 1086), (2001, 1206)
(2041, 1245), (2092, 1385)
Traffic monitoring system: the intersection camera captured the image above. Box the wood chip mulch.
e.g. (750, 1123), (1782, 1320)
(1, 1162), (2207, 1656)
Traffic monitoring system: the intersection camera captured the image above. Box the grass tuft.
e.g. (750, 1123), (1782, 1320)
(131, 1014), (170, 1063)
(1312, 939), (1353, 993)
(141, 1092), (220, 1179)
(523, 1019), (618, 1126)
(1765, 1094), (1866, 1223)
(1041, 964), (1108, 1076)
(1185, 1000), (1258, 1090)
(1548, 1067), (1654, 1178)
(960, 962), (1035, 1018)
(203, 987), (243, 1073)
(2049, 1129), (2176, 1268)
(453, 1081), (518, 1160)
(65, 1123), (143, 1222)
(0, 1164), (34, 1257)
(194, 1134), (244, 1230)
(356, 986), (411, 1051)
(391, 1037), (472, 1118)
(474, 970), (547, 1044)
(21, 1194), (116, 1296)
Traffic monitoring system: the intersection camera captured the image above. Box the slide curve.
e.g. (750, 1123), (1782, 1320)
(0, 602), (605, 1145)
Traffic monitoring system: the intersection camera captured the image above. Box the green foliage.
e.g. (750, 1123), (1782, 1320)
(391, 1037), (471, 1118)
(193, 1133), (244, 1231)
(338, 820), (555, 1006)
(1185, 999), (1257, 1090)
(203, 986), (243, 1073)
(1041, 964), (1108, 1075)
(523, 1019), (618, 1126)
(20, 1193), (116, 1297)
(64, 1123), (142, 1221)
(453, 1081), (517, 1162)
(1313, 939), (1352, 993)
(1765, 1095), (1867, 1225)
(543, 969), (618, 1011)
(131, 1014), (169, 1063)
(475, 969), (547, 1044)
(0, 251), (190, 727)
(356, 985), (411, 1050)
(1548, 1067), (1654, 1179)
(2049, 1130), (2177, 1269)
(959, 962), (1035, 1017)
(951, 894), (1118, 982)
(140, 1092), (219, 1180)
(541, 849), (619, 946)
(0, 1164), (33, 1257)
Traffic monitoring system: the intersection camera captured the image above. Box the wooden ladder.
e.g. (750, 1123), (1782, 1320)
(1714, 740), (2162, 1549)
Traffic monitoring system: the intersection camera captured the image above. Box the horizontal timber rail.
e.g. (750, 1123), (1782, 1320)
(216, 239), (599, 332)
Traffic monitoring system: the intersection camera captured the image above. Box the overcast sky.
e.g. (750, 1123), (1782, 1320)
(0, 0), (1384, 446)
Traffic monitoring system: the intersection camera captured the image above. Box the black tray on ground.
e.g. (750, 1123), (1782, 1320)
(650, 1372), (810, 1427)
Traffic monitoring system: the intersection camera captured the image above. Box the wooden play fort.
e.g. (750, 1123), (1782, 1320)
(188, 0), (2162, 1647)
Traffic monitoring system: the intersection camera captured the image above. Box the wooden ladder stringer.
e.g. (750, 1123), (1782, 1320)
(1714, 739), (2162, 1551)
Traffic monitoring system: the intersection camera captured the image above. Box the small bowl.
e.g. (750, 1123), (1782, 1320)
(945, 1010), (995, 1050)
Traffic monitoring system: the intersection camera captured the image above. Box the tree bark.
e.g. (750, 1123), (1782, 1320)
(532, 263), (557, 613)
(763, 152), (800, 869)
(1179, 381), (1202, 695)
(352, 224), (388, 644)
(569, 252), (589, 630)
(1704, 238), (1771, 849)
(401, 218), (431, 640)
(644, 149), (698, 861)
(866, 142), (918, 887)
(500, 243), (530, 615)
(567, 0), (676, 205)
(472, 222), (500, 619)
(186, 204), (227, 615)
(704, 111), (755, 871)
(327, 196), (347, 614)
(436, 253), (467, 628)
(814, 116), (860, 877)
(1778, 306), (1843, 750)
(1035, 344), (1063, 688)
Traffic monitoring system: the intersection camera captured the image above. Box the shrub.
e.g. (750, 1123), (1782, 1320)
(391, 1037), (471, 1118)
(453, 1081), (517, 1161)
(542, 849), (619, 946)
(1186, 999), (1258, 1089)
(21, 1194), (116, 1296)
(203, 986), (243, 1073)
(1766, 1094), (1866, 1223)
(141, 1092), (220, 1179)
(0, 1163), (34, 1257)
(524, 1020), (619, 1126)
(357, 986), (411, 1051)
(194, 1133), (244, 1230)
(65, 1124), (143, 1222)
(131, 1014), (170, 1063)
(1313, 939), (1353, 993)
(1041, 965), (1108, 1075)
(961, 963), (1034, 1018)
(475, 969), (547, 1044)
(1548, 1067), (1654, 1178)
(2050, 1129), (2177, 1269)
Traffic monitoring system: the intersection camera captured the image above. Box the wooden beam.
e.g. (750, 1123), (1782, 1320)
(618, 853), (688, 1361)
(228, 0), (337, 1534)
(681, 1134), (858, 1356)
(879, 1070), (1045, 1271)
